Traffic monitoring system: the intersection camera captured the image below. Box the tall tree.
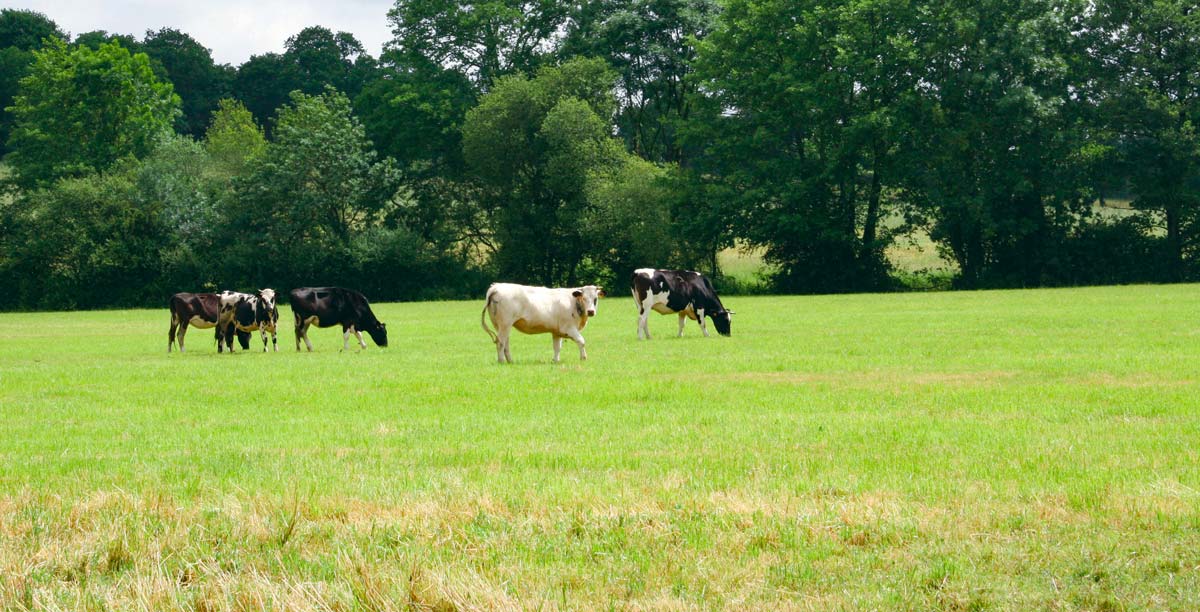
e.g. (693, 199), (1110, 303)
(225, 88), (400, 286)
(461, 57), (625, 284)
(284, 26), (375, 98)
(233, 27), (376, 129)
(4, 38), (180, 190)
(0, 8), (63, 50)
(354, 63), (477, 243)
(386, 0), (569, 89)
(1097, 0), (1200, 280)
(902, 0), (1095, 287)
(687, 0), (920, 292)
(561, 0), (719, 163)
(142, 28), (232, 137)
(203, 98), (266, 176)
(0, 9), (64, 156)
(232, 52), (298, 129)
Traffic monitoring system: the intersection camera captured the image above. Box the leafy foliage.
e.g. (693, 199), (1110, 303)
(142, 28), (233, 138)
(386, 0), (569, 88)
(0, 9), (64, 156)
(4, 38), (180, 190)
(203, 98), (266, 175)
(462, 58), (629, 284)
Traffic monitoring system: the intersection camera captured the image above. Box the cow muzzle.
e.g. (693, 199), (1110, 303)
(586, 310), (595, 317)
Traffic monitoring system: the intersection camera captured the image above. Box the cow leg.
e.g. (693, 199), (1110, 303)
(271, 329), (278, 352)
(177, 322), (188, 353)
(495, 325), (511, 363)
(638, 305), (651, 340)
(677, 313), (686, 337)
(552, 335), (563, 363)
(354, 329), (366, 349)
(168, 315), (178, 353)
(342, 326), (352, 351)
(261, 327), (269, 352)
(302, 324), (314, 352)
(697, 308), (709, 337)
(567, 329), (587, 361)
(294, 314), (303, 351)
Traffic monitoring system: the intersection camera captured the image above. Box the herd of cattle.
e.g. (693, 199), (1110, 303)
(167, 269), (734, 362)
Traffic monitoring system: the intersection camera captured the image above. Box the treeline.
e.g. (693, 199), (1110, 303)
(0, 1), (1197, 310)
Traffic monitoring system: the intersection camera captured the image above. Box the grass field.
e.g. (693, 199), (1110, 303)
(2, 285), (1199, 610)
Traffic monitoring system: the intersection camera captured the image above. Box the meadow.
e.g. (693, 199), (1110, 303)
(1, 285), (1198, 610)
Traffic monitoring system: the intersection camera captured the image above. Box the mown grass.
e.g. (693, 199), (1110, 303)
(2, 285), (1199, 610)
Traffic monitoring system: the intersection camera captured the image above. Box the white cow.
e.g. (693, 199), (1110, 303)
(480, 283), (605, 363)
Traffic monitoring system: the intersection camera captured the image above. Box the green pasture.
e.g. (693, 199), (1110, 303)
(1, 285), (1198, 610)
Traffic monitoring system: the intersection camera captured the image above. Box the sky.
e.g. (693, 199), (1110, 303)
(5, 0), (396, 65)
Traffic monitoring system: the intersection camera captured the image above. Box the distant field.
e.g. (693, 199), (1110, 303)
(719, 227), (958, 291)
(2, 286), (1199, 610)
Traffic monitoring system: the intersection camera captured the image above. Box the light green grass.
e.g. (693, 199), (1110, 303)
(2, 285), (1199, 610)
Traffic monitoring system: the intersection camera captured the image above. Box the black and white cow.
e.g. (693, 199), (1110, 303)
(481, 283), (605, 363)
(631, 268), (733, 339)
(168, 292), (249, 352)
(289, 287), (388, 351)
(216, 289), (280, 352)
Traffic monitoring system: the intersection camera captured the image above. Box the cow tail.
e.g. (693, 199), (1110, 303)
(481, 292), (498, 345)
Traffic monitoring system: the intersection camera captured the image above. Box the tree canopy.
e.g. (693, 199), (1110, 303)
(4, 38), (179, 190)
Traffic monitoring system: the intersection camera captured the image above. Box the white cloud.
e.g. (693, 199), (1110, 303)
(5, 0), (395, 65)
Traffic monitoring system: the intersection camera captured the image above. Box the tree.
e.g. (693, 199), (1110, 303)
(0, 8), (63, 50)
(285, 26), (375, 98)
(142, 28), (232, 137)
(203, 98), (266, 176)
(225, 88), (401, 287)
(1097, 0), (1200, 280)
(901, 0), (1096, 287)
(687, 0), (920, 292)
(560, 0), (719, 163)
(233, 27), (377, 130)
(135, 135), (228, 291)
(354, 63), (477, 243)
(4, 38), (180, 190)
(2, 167), (167, 308)
(232, 52), (298, 129)
(386, 0), (570, 89)
(582, 156), (684, 286)
(462, 57), (626, 284)
(0, 9), (64, 156)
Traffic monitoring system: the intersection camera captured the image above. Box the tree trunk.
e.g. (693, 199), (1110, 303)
(1166, 205), (1182, 281)
(860, 144), (883, 262)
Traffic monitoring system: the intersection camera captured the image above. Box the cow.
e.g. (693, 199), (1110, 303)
(216, 289), (280, 352)
(289, 287), (388, 351)
(168, 292), (249, 352)
(481, 283), (606, 363)
(630, 268), (733, 339)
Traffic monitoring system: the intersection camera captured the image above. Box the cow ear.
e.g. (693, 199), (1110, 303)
(597, 288), (606, 298)
(572, 290), (583, 298)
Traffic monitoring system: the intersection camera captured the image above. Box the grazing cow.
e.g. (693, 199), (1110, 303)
(168, 292), (249, 352)
(631, 268), (733, 339)
(289, 287), (388, 351)
(216, 289), (280, 352)
(481, 283), (606, 363)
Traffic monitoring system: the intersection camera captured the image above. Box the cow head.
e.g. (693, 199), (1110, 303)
(710, 309), (733, 336)
(571, 286), (605, 318)
(366, 321), (388, 347)
(255, 289), (279, 330)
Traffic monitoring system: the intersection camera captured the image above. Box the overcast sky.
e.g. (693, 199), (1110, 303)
(6, 0), (396, 65)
